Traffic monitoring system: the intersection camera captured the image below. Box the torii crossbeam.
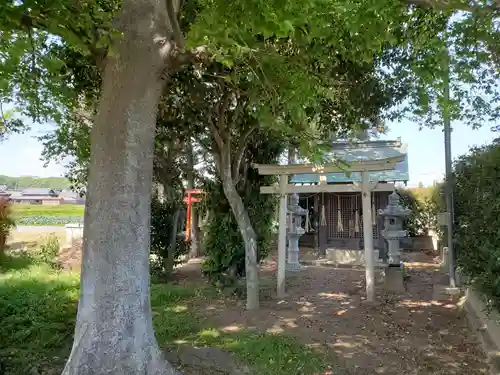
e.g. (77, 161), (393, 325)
(253, 155), (404, 302)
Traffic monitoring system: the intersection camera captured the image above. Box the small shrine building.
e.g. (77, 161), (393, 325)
(254, 138), (409, 301)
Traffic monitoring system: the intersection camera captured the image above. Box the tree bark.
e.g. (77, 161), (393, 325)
(216, 147), (260, 310)
(164, 208), (181, 277)
(190, 209), (200, 255)
(221, 176), (260, 310)
(62, 1), (179, 374)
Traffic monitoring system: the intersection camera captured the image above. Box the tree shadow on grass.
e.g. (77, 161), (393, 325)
(0, 267), (337, 375)
(151, 283), (343, 375)
(0, 276), (210, 375)
(0, 251), (37, 272)
(0, 270), (79, 375)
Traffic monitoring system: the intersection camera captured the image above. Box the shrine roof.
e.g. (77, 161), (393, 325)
(290, 139), (409, 184)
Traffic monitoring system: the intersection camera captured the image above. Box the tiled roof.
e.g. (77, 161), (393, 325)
(12, 195), (62, 200)
(21, 188), (57, 196)
(290, 139), (409, 184)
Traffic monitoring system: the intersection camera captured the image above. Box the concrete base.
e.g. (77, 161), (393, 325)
(463, 287), (500, 374)
(440, 247), (449, 270)
(286, 262), (306, 272)
(326, 248), (380, 266)
(384, 265), (405, 293)
(432, 284), (461, 302)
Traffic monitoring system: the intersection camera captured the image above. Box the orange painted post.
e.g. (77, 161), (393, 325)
(183, 189), (204, 242)
(185, 194), (192, 241)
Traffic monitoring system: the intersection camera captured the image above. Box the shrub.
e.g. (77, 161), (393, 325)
(397, 185), (443, 237)
(453, 139), (500, 310)
(0, 199), (15, 254)
(202, 136), (281, 288)
(397, 189), (423, 237)
(150, 194), (189, 279)
(38, 234), (60, 268)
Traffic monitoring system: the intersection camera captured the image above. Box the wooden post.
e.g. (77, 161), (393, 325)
(361, 171), (375, 302)
(185, 192), (192, 241)
(277, 174), (288, 298)
(183, 189), (203, 242)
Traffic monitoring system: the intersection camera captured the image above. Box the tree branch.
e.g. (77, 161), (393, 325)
(217, 92), (232, 141)
(232, 126), (256, 183)
(210, 139), (224, 177)
(14, 9), (108, 70)
(166, 0), (185, 49)
(162, 46), (211, 81)
(209, 116), (224, 151)
(230, 96), (247, 126)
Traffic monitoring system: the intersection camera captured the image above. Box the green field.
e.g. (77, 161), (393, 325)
(12, 204), (85, 217)
(11, 205), (85, 226)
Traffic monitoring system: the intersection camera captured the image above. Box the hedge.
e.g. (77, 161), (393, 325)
(15, 216), (84, 226)
(397, 185), (443, 237)
(454, 139), (500, 311)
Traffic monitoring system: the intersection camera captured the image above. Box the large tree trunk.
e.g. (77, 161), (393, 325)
(219, 164), (259, 310)
(164, 208), (181, 277)
(62, 1), (178, 374)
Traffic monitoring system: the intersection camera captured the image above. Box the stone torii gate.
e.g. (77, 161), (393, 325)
(253, 155), (405, 302)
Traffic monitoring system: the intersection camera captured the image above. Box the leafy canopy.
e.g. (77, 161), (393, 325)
(1, 0), (499, 143)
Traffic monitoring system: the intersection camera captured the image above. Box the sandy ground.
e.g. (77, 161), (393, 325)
(178, 251), (488, 375)
(7, 226), (66, 250)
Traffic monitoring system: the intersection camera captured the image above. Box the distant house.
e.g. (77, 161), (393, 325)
(10, 188), (63, 205)
(0, 186), (10, 199)
(58, 189), (86, 205)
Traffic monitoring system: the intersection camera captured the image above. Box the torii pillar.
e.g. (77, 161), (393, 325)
(183, 189), (203, 242)
(254, 155), (404, 302)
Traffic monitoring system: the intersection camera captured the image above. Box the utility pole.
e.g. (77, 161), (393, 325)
(443, 45), (456, 288)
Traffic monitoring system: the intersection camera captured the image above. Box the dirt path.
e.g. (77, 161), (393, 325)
(183, 252), (488, 375)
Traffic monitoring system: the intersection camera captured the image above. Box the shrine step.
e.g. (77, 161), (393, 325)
(325, 248), (380, 266)
(327, 238), (361, 250)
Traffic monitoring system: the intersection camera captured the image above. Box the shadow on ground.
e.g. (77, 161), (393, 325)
(0, 268), (78, 375)
(182, 254), (489, 375)
(0, 252), (489, 375)
(0, 252), (36, 272)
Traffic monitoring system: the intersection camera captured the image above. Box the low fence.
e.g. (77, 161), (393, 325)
(65, 223), (84, 245)
(400, 232), (439, 252)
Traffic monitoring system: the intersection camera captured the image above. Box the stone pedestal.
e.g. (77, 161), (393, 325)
(378, 192), (411, 294)
(286, 194), (307, 272)
(286, 233), (305, 271)
(441, 246), (449, 270)
(384, 264), (405, 293)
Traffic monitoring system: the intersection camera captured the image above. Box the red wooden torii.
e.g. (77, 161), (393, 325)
(183, 188), (204, 241)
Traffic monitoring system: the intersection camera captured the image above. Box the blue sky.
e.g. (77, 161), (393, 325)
(0, 119), (497, 187)
(380, 120), (497, 186)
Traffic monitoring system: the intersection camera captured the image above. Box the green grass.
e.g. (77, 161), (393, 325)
(0, 254), (332, 375)
(12, 204), (85, 218)
(0, 256), (79, 374)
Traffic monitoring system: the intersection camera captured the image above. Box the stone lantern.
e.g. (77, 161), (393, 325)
(286, 193), (308, 271)
(378, 192), (411, 292)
